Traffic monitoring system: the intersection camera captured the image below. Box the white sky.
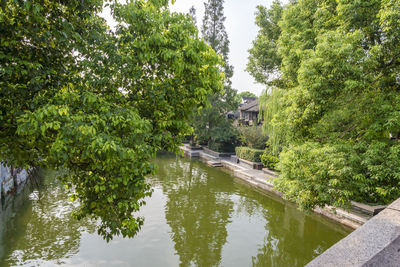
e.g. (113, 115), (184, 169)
(171, 0), (275, 96)
(102, 1), (282, 96)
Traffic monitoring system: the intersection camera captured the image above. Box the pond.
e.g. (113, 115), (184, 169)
(0, 154), (351, 266)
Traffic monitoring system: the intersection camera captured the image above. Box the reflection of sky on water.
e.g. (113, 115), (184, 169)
(0, 155), (351, 267)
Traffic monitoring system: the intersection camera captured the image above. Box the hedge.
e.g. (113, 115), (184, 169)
(235, 146), (264, 162)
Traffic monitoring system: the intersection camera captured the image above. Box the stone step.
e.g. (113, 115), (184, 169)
(207, 161), (223, 167)
(201, 153), (220, 161)
(262, 168), (278, 177)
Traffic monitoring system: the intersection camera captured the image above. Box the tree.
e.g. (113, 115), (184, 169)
(249, 0), (400, 210)
(238, 91), (257, 101)
(0, 0), (223, 240)
(246, 1), (283, 154)
(189, 6), (197, 27)
(202, 0), (233, 85)
(192, 0), (238, 152)
(247, 1), (283, 86)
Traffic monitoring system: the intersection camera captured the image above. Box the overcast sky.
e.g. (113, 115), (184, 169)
(170, 0), (276, 96)
(102, 1), (280, 96)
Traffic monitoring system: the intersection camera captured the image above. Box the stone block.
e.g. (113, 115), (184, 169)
(388, 198), (400, 211)
(306, 205), (400, 266)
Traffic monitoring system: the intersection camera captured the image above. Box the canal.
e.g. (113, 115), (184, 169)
(0, 154), (351, 266)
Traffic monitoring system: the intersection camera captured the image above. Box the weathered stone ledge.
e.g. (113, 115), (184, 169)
(307, 198), (400, 266)
(0, 164), (29, 198)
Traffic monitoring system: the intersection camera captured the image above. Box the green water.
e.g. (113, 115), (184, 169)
(0, 154), (351, 266)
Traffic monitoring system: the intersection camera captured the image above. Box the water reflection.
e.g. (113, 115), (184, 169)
(0, 171), (96, 266)
(0, 155), (351, 266)
(232, 183), (350, 266)
(154, 156), (235, 267)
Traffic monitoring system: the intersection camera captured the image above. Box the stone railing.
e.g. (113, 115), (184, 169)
(307, 198), (400, 266)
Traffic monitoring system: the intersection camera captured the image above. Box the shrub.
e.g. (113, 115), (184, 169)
(235, 146), (264, 162)
(358, 141), (400, 204)
(274, 142), (355, 210)
(260, 153), (279, 170)
(208, 140), (237, 153)
(207, 122), (240, 152)
(237, 126), (268, 149)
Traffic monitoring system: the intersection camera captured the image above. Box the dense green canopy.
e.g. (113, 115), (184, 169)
(191, 0), (238, 152)
(238, 91), (257, 100)
(0, 0), (223, 240)
(249, 0), (400, 209)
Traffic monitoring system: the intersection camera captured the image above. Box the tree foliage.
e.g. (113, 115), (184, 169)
(191, 0), (238, 151)
(201, 0), (233, 83)
(189, 6), (197, 27)
(238, 91), (257, 101)
(249, 0), (400, 209)
(0, 0), (223, 240)
(247, 1), (283, 85)
(237, 126), (268, 149)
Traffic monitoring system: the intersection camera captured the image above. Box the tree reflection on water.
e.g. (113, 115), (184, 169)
(0, 155), (351, 267)
(0, 171), (96, 266)
(233, 182), (350, 267)
(154, 155), (235, 267)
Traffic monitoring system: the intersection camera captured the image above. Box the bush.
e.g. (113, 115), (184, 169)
(261, 153), (279, 170)
(358, 141), (400, 204)
(208, 140), (237, 153)
(235, 146), (264, 162)
(274, 141), (400, 210)
(207, 121), (239, 152)
(274, 142), (355, 210)
(237, 126), (268, 149)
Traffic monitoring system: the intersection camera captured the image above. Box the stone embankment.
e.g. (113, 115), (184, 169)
(180, 144), (384, 229)
(0, 164), (28, 199)
(181, 144), (400, 265)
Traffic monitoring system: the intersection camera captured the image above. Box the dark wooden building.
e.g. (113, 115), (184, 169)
(239, 99), (261, 125)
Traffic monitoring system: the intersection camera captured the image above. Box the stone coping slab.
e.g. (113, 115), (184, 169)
(236, 157), (263, 170)
(262, 168), (278, 177)
(306, 199), (400, 266)
(351, 201), (387, 216)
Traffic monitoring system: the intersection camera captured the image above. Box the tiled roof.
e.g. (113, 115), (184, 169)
(239, 99), (259, 112)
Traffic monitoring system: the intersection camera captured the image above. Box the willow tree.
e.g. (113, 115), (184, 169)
(0, 0), (223, 240)
(249, 0), (400, 209)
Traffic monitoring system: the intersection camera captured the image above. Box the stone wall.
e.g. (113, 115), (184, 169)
(0, 174), (32, 261)
(0, 164), (28, 197)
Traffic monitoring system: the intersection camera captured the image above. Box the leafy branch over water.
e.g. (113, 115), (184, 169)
(0, 0), (223, 240)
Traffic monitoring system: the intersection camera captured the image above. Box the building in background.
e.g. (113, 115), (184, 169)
(239, 99), (261, 125)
